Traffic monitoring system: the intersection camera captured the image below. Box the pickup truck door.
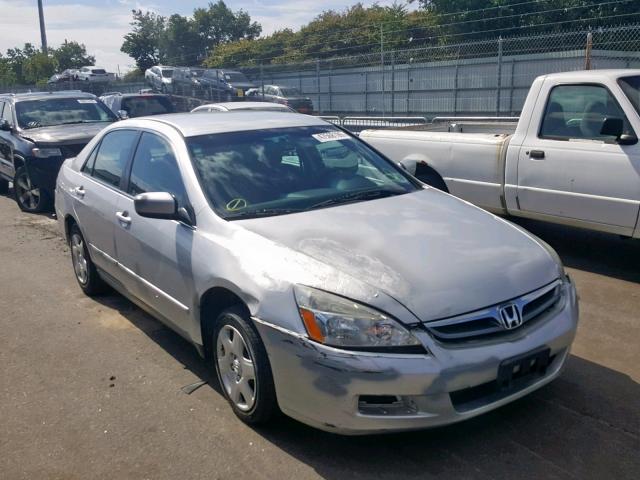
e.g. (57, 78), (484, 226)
(517, 82), (640, 235)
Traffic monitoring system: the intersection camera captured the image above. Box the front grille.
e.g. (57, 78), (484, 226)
(60, 144), (87, 159)
(424, 280), (563, 342)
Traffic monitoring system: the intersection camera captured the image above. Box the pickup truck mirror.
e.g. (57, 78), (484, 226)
(600, 117), (624, 138)
(0, 119), (12, 131)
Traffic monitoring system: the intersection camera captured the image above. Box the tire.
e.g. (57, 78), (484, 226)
(69, 223), (109, 296)
(13, 166), (50, 213)
(213, 306), (277, 425)
(416, 170), (448, 192)
(0, 177), (8, 195)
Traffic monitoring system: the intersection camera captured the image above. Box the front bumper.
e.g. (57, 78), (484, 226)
(254, 279), (578, 435)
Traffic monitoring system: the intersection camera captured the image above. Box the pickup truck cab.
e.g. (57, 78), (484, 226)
(361, 70), (640, 238)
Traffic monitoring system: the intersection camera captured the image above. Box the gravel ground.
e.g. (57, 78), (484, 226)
(0, 193), (638, 480)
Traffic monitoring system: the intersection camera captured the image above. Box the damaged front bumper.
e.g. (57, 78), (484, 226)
(253, 279), (578, 435)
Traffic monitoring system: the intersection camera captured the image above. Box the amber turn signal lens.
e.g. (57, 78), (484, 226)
(299, 307), (325, 342)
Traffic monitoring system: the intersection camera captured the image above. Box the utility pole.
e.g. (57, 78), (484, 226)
(37, 0), (48, 54)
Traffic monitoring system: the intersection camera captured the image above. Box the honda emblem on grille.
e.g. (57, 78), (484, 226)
(498, 303), (523, 330)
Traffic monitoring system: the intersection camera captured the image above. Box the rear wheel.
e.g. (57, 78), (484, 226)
(213, 306), (277, 425)
(14, 166), (49, 212)
(69, 224), (108, 296)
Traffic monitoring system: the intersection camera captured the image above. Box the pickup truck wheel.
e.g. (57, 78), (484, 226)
(0, 178), (8, 194)
(213, 307), (277, 425)
(416, 170), (448, 192)
(14, 166), (50, 212)
(69, 224), (109, 296)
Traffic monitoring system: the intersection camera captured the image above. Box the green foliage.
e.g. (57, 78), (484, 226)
(206, 3), (437, 67)
(0, 56), (17, 86)
(120, 1), (262, 69)
(121, 9), (166, 72)
(22, 53), (57, 84)
(122, 68), (144, 81)
(52, 40), (96, 70)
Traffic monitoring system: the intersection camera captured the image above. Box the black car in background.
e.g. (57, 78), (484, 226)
(0, 91), (118, 212)
(247, 85), (314, 114)
(99, 93), (176, 118)
(171, 67), (205, 97)
(216, 69), (257, 99)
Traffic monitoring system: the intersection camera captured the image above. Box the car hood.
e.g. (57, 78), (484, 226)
(19, 122), (113, 145)
(237, 189), (560, 323)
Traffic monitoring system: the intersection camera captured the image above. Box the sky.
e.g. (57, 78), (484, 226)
(0, 0), (415, 74)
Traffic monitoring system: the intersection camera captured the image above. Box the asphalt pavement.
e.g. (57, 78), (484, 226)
(0, 193), (638, 480)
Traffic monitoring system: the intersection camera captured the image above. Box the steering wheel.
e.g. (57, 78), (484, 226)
(226, 198), (248, 211)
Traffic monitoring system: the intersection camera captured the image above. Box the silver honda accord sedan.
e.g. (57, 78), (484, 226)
(55, 112), (578, 434)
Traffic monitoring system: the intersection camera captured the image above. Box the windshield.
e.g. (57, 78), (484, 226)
(121, 96), (175, 117)
(619, 75), (640, 116)
(187, 126), (418, 219)
(280, 87), (302, 97)
(223, 72), (250, 83)
(15, 97), (117, 129)
(161, 69), (173, 78)
(190, 69), (204, 77)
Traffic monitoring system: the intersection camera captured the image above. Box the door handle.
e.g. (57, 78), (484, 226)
(73, 186), (85, 198)
(116, 211), (131, 226)
(529, 150), (545, 160)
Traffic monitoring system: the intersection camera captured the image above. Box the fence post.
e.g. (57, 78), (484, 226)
(380, 24), (385, 117)
(260, 63), (264, 97)
(316, 59), (322, 115)
(328, 61), (333, 114)
(454, 47), (460, 116)
(496, 36), (503, 117)
(585, 31), (593, 70)
(391, 50), (395, 117)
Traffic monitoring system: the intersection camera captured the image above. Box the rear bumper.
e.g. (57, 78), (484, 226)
(254, 279), (578, 435)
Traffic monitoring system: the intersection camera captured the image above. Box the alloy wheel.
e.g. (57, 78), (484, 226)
(216, 325), (257, 412)
(15, 171), (41, 211)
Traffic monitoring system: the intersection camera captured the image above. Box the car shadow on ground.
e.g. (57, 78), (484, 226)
(509, 217), (640, 284)
(93, 290), (640, 480)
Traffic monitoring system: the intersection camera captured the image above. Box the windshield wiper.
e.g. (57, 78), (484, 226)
(226, 207), (304, 220)
(308, 189), (403, 211)
(59, 120), (111, 125)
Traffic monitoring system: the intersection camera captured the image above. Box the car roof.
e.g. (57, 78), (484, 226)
(192, 102), (291, 112)
(0, 91), (96, 102)
(124, 111), (328, 137)
(541, 69), (640, 81)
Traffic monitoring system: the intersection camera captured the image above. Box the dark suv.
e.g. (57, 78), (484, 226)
(0, 91), (118, 212)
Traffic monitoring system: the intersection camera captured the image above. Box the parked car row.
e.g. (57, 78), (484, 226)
(48, 66), (115, 85)
(144, 65), (315, 113)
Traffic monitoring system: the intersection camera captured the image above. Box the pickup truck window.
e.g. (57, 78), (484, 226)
(540, 84), (633, 141)
(618, 76), (640, 116)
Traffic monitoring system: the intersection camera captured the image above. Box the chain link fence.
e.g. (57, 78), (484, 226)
(3, 24), (639, 119)
(241, 24), (640, 117)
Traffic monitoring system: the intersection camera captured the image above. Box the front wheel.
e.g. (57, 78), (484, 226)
(14, 166), (49, 212)
(213, 307), (277, 425)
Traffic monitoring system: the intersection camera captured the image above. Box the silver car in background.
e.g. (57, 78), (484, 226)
(191, 101), (294, 113)
(145, 65), (174, 93)
(55, 112), (578, 434)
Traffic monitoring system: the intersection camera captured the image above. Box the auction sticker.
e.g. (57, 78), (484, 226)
(312, 131), (350, 143)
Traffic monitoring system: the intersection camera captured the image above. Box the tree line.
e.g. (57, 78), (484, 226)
(0, 41), (95, 87)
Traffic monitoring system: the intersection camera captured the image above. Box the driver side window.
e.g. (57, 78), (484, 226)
(128, 133), (187, 207)
(540, 84), (633, 141)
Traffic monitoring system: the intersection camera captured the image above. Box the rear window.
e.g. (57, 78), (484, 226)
(161, 69), (173, 78)
(280, 87), (302, 97)
(91, 69), (106, 74)
(121, 96), (175, 118)
(223, 72), (249, 83)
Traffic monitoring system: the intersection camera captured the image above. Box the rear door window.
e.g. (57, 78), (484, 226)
(89, 130), (139, 188)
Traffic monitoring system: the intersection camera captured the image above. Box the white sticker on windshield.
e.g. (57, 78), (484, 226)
(312, 131), (350, 143)
(77, 99), (97, 104)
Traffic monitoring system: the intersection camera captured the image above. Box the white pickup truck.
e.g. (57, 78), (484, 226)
(361, 70), (640, 238)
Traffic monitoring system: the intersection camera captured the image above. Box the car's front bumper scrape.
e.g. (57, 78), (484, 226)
(253, 279), (578, 435)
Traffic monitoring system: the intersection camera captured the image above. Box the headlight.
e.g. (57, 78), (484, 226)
(32, 147), (62, 158)
(294, 285), (422, 350)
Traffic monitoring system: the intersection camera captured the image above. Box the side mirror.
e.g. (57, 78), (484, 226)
(0, 119), (12, 131)
(134, 192), (194, 225)
(117, 110), (129, 120)
(600, 117), (624, 138)
(618, 134), (638, 146)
